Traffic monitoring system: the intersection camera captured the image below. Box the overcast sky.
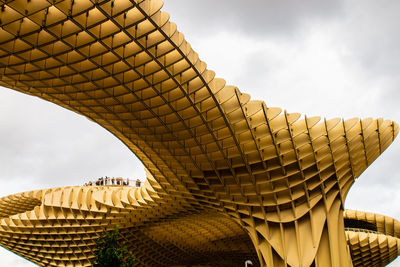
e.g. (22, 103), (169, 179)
(0, 0), (399, 266)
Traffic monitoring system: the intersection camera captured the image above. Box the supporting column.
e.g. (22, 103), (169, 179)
(240, 198), (353, 267)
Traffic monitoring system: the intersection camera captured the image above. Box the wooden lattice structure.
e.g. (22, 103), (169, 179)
(0, 0), (398, 266)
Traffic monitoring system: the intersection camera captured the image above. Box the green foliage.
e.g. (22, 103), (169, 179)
(92, 226), (135, 267)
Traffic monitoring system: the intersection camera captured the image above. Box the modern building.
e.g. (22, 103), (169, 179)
(0, 0), (398, 266)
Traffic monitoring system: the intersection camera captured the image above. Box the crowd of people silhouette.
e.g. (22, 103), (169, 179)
(84, 177), (141, 187)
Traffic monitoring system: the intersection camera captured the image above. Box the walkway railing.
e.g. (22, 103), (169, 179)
(344, 228), (379, 234)
(84, 177), (142, 187)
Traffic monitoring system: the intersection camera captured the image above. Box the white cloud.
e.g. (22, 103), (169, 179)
(0, 249), (33, 267)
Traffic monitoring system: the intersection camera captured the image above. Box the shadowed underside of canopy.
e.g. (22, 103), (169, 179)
(0, 0), (398, 266)
(0, 185), (399, 267)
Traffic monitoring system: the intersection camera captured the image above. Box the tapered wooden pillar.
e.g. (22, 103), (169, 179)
(237, 197), (353, 267)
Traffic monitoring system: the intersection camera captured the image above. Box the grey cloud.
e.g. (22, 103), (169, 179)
(0, 89), (145, 193)
(338, 1), (400, 77)
(163, 0), (343, 39)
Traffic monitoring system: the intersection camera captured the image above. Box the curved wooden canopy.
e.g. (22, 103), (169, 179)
(0, 0), (398, 266)
(345, 210), (400, 267)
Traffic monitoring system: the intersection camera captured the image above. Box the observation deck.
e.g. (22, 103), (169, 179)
(84, 177), (141, 187)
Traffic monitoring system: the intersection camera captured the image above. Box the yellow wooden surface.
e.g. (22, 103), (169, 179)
(0, 0), (399, 266)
